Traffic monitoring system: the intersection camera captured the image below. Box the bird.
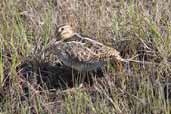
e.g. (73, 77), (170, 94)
(41, 24), (126, 72)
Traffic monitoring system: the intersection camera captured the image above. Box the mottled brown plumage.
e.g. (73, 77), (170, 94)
(44, 24), (125, 71)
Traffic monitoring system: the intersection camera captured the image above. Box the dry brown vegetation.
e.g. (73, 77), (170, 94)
(1, 0), (171, 114)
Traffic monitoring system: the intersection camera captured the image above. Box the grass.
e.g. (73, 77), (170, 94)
(1, 0), (171, 114)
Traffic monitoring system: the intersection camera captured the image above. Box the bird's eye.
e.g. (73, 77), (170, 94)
(61, 27), (64, 31)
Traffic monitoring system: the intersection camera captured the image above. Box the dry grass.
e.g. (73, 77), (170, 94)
(0, 0), (171, 114)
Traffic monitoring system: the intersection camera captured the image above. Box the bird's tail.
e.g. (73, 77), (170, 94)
(119, 54), (157, 65)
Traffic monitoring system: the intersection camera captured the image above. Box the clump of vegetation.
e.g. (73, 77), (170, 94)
(0, 0), (171, 114)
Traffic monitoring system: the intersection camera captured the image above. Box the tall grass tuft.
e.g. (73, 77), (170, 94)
(0, 0), (171, 114)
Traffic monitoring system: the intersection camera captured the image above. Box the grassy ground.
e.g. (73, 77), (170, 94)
(1, 0), (171, 114)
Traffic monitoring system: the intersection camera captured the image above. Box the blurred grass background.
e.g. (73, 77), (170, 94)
(0, 0), (171, 114)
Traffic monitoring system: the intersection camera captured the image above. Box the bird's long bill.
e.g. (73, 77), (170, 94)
(56, 32), (60, 36)
(54, 40), (63, 45)
(56, 32), (61, 41)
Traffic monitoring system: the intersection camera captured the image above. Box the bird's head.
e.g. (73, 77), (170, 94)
(56, 24), (75, 41)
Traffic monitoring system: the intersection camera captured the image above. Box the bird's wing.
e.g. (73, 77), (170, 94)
(74, 34), (120, 56)
(57, 41), (98, 63)
(80, 37), (123, 61)
(57, 41), (123, 63)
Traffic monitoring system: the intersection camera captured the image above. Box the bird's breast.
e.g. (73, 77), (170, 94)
(58, 54), (104, 71)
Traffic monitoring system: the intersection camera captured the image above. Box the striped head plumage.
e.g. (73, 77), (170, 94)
(56, 24), (75, 41)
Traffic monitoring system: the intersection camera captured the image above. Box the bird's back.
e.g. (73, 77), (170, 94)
(52, 38), (122, 71)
